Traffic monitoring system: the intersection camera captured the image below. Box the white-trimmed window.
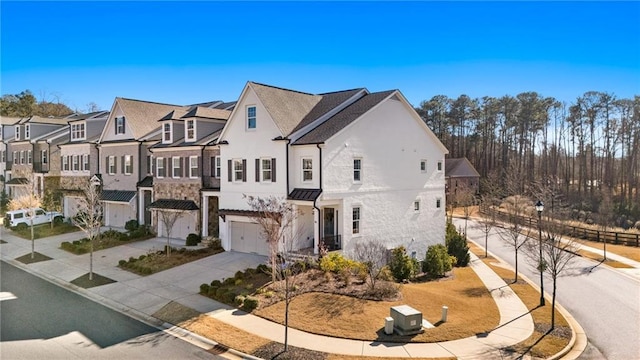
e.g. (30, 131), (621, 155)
(25, 125), (30, 139)
(185, 119), (195, 141)
(414, 200), (420, 212)
(0, 151), (4, 162)
(27, 150), (32, 164)
(41, 150), (48, 164)
(172, 156), (181, 178)
(146, 155), (154, 175)
(302, 158), (312, 182)
(156, 157), (165, 178)
(83, 154), (89, 171)
(62, 155), (69, 171)
(108, 156), (116, 175)
(72, 155), (79, 171)
(233, 159), (244, 182)
(436, 198), (442, 209)
(115, 116), (125, 134)
(13, 151), (17, 164)
(124, 155), (133, 175)
(420, 159), (427, 172)
(246, 106), (256, 130)
(162, 123), (172, 143)
(71, 123), (86, 140)
(352, 207), (361, 234)
(437, 161), (443, 171)
(212, 156), (221, 178)
(15, 126), (20, 140)
(353, 158), (362, 182)
(20, 151), (24, 164)
(189, 156), (199, 178)
(261, 158), (272, 182)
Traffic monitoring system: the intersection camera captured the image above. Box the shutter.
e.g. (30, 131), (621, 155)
(271, 158), (276, 182)
(105, 156), (108, 173)
(227, 159), (232, 182)
(61, 156), (64, 170)
(211, 157), (215, 177)
(183, 157), (187, 178)
(87, 155), (90, 171)
(115, 118), (118, 134)
(255, 159), (260, 182)
(242, 159), (247, 182)
(164, 158), (168, 177)
(121, 156), (124, 174)
(131, 156), (134, 174)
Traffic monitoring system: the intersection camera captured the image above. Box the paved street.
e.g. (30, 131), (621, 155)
(0, 260), (222, 360)
(455, 217), (640, 360)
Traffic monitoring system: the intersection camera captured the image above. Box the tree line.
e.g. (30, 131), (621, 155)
(416, 91), (640, 220)
(0, 90), (77, 117)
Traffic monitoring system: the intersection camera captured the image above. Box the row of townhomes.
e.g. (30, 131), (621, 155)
(1, 82), (448, 258)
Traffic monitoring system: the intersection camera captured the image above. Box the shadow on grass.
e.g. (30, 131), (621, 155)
(374, 327), (421, 343)
(476, 305), (540, 338)
(501, 328), (552, 357)
(15, 252), (52, 264)
(70, 273), (116, 288)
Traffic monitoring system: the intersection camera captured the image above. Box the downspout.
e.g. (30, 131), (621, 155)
(313, 143), (323, 253)
(285, 139), (290, 195)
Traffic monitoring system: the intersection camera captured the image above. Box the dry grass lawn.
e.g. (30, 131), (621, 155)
(576, 249), (633, 268)
(254, 266), (500, 343)
(577, 241), (640, 262)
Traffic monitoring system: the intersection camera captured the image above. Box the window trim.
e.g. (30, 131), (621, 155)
(352, 206), (361, 235)
(260, 158), (272, 182)
(71, 123), (86, 141)
(146, 155), (154, 175)
(62, 155), (69, 171)
(185, 119), (196, 142)
(156, 157), (165, 178)
(20, 151), (24, 164)
(72, 154), (79, 171)
(233, 159), (244, 182)
(27, 150), (32, 164)
(15, 126), (20, 140)
(302, 158), (313, 182)
(246, 106), (257, 130)
(41, 150), (48, 164)
(124, 155), (133, 175)
(25, 125), (30, 140)
(414, 200), (420, 212)
(162, 122), (172, 143)
(437, 161), (443, 171)
(172, 156), (181, 178)
(353, 158), (362, 183)
(83, 154), (89, 171)
(116, 116), (125, 134)
(213, 156), (221, 178)
(108, 156), (116, 175)
(420, 159), (427, 173)
(189, 156), (198, 178)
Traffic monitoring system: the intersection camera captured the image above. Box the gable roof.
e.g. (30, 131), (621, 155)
(290, 88), (366, 135)
(249, 82), (322, 136)
(293, 90), (395, 145)
(109, 97), (187, 139)
(445, 157), (480, 178)
(182, 107), (231, 120)
(0, 116), (21, 125)
(66, 111), (109, 122)
(18, 115), (69, 126)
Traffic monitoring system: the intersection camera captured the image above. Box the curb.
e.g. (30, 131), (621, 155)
(466, 238), (587, 360)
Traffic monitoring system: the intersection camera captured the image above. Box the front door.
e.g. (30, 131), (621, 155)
(143, 191), (151, 225)
(323, 208), (334, 238)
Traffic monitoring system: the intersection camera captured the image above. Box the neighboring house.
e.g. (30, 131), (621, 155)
(97, 97), (189, 228)
(445, 157), (480, 196)
(58, 111), (109, 218)
(0, 116), (20, 195)
(216, 82), (448, 258)
(5, 116), (69, 199)
(148, 104), (232, 239)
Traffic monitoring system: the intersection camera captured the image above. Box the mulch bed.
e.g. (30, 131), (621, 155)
(15, 252), (52, 264)
(252, 342), (326, 360)
(70, 273), (116, 288)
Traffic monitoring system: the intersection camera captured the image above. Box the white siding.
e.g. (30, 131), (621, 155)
(289, 145), (320, 189)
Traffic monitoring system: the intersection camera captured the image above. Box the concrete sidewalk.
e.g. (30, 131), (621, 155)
(0, 226), (575, 359)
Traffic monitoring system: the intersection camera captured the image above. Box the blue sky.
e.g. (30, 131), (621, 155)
(1, 1), (639, 112)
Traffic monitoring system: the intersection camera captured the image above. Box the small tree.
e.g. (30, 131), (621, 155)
(71, 178), (103, 280)
(479, 173), (501, 257)
(353, 240), (387, 290)
(597, 187), (614, 260)
(445, 221), (470, 266)
(388, 246), (415, 282)
(245, 195), (305, 353)
(156, 208), (186, 256)
(423, 244), (453, 277)
(452, 182), (475, 235)
(8, 170), (41, 259)
(499, 195), (531, 283)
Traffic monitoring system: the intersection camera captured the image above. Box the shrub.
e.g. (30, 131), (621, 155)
(446, 224), (470, 267)
(234, 279), (243, 286)
(128, 256), (137, 263)
(118, 259), (127, 266)
(243, 296), (259, 312)
(365, 281), (400, 300)
(208, 238), (222, 250)
(319, 252), (360, 274)
(223, 277), (235, 286)
(210, 279), (222, 287)
(388, 246), (415, 282)
(138, 254), (146, 261)
(200, 283), (210, 294)
(256, 264), (269, 273)
(208, 287), (218, 297)
(125, 219), (139, 231)
(377, 266), (394, 281)
(215, 287), (228, 299)
(186, 233), (201, 246)
(234, 270), (245, 279)
(423, 244), (453, 277)
(129, 226), (150, 239)
(234, 295), (246, 306)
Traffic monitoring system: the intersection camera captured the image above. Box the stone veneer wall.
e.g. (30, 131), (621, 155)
(60, 176), (90, 191)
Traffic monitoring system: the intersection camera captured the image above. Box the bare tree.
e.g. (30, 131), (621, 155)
(245, 195), (305, 353)
(155, 208), (186, 256)
(597, 187), (614, 260)
(353, 240), (387, 290)
(499, 193), (532, 283)
(452, 181), (475, 236)
(8, 170), (42, 259)
(71, 178), (103, 280)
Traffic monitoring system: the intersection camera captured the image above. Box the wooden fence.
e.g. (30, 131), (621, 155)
(479, 206), (640, 248)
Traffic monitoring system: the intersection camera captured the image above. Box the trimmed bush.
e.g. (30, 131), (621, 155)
(186, 233), (201, 246)
(125, 219), (139, 231)
(210, 279), (222, 287)
(388, 246), (415, 282)
(446, 222), (470, 267)
(200, 283), (210, 294)
(223, 277), (235, 286)
(234, 295), (246, 306)
(118, 259), (127, 266)
(234, 270), (245, 279)
(243, 296), (259, 312)
(423, 244), (452, 277)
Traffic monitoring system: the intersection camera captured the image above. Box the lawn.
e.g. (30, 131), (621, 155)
(60, 229), (154, 255)
(254, 266), (500, 343)
(119, 246), (224, 275)
(577, 241), (640, 262)
(9, 222), (80, 240)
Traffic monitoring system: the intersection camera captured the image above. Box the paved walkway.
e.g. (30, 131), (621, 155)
(0, 226), (585, 359)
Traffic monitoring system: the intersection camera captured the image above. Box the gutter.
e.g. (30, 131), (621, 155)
(313, 143), (323, 253)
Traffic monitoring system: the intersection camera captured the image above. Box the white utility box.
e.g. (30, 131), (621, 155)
(390, 305), (424, 335)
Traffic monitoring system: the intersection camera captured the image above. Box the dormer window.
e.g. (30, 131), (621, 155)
(25, 125), (30, 139)
(185, 119), (196, 141)
(15, 125), (20, 140)
(163, 123), (172, 143)
(247, 106), (256, 130)
(71, 123), (86, 140)
(115, 116), (126, 134)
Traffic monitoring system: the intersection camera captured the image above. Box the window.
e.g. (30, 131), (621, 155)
(436, 198), (442, 209)
(211, 156), (221, 178)
(20, 151), (24, 164)
(261, 159), (272, 182)
(353, 158), (362, 182)
(163, 123), (172, 143)
(0, 151), (4, 162)
(302, 158), (313, 181)
(83, 154), (89, 171)
(41, 150), (48, 164)
(185, 120), (195, 141)
(13, 151), (17, 164)
(437, 161), (443, 171)
(352, 207), (361, 234)
(420, 160), (427, 172)
(189, 156), (199, 178)
(71, 123), (86, 140)
(108, 156), (116, 175)
(414, 200), (420, 212)
(25, 125), (30, 139)
(156, 157), (165, 178)
(115, 116), (125, 134)
(72, 155), (79, 171)
(62, 155), (69, 171)
(124, 155), (133, 175)
(233, 159), (244, 182)
(146, 155), (154, 175)
(27, 150), (32, 164)
(247, 106), (256, 129)
(15, 126), (20, 140)
(172, 157), (181, 178)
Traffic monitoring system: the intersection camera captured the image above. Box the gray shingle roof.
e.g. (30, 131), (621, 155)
(148, 199), (199, 211)
(113, 98), (187, 139)
(182, 107), (231, 120)
(0, 116), (22, 125)
(290, 88), (365, 135)
(101, 190), (137, 203)
(293, 90), (395, 145)
(445, 157), (480, 178)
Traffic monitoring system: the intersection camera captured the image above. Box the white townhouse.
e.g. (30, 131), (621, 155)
(216, 82), (448, 258)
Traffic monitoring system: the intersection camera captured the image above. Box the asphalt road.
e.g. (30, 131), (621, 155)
(455, 217), (640, 360)
(0, 260), (222, 360)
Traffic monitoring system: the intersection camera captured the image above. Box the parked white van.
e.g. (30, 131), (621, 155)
(4, 208), (64, 229)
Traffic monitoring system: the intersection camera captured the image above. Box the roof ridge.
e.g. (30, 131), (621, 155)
(249, 81), (317, 97)
(318, 88), (367, 95)
(116, 97), (185, 107)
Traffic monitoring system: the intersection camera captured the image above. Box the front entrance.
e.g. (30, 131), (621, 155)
(322, 208), (341, 250)
(143, 191), (152, 225)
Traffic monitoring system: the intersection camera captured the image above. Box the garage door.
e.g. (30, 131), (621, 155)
(107, 203), (133, 228)
(158, 213), (196, 239)
(64, 196), (82, 218)
(230, 222), (269, 256)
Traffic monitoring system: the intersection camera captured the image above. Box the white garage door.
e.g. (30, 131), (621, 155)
(107, 203), (132, 228)
(230, 222), (269, 256)
(158, 213), (196, 239)
(63, 196), (82, 218)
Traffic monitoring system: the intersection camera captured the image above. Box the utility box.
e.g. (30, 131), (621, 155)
(384, 317), (394, 335)
(390, 305), (424, 335)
